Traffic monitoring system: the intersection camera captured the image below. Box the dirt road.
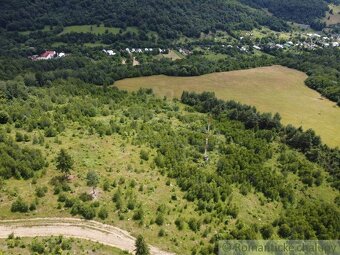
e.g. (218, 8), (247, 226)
(0, 218), (175, 255)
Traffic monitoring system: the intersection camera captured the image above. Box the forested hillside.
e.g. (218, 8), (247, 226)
(0, 0), (288, 37)
(240, 0), (328, 25)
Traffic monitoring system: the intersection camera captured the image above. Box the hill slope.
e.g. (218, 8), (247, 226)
(240, 0), (329, 25)
(0, 0), (288, 36)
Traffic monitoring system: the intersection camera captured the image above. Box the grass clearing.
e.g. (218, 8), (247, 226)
(59, 25), (139, 35)
(115, 65), (340, 148)
(325, 4), (340, 25)
(157, 50), (183, 61)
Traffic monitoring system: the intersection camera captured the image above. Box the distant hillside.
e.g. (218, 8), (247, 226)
(240, 0), (328, 25)
(0, 0), (288, 37)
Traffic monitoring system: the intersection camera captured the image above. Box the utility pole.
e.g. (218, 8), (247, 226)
(204, 116), (212, 162)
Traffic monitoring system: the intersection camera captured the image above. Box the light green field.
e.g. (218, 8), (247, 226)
(59, 25), (138, 35)
(157, 50), (184, 60)
(325, 4), (340, 25)
(115, 65), (340, 148)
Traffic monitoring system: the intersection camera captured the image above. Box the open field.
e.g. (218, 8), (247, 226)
(161, 50), (183, 60)
(325, 4), (340, 25)
(116, 65), (340, 147)
(59, 25), (139, 35)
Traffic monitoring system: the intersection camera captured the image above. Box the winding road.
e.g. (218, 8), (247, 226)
(0, 218), (175, 255)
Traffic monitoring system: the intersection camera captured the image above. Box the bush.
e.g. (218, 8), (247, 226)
(98, 207), (108, 220)
(158, 229), (166, 237)
(79, 192), (93, 202)
(155, 213), (164, 226)
(260, 224), (274, 239)
(133, 207), (144, 221)
(35, 186), (48, 198)
(188, 218), (200, 232)
(30, 239), (45, 254)
(29, 202), (36, 211)
(15, 132), (24, 142)
(278, 224), (291, 238)
(80, 204), (96, 220)
(0, 111), (9, 124)
(11, 198), (29, 213)
(45, 127), (57, 137)
(175, 217), (185, 230)
(140, 150), (149, 161)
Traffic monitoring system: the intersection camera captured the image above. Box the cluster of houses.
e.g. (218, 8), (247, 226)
(102, 48), (166, 56)
(239, 32), (340, 52)
(29, 50), (66, 61)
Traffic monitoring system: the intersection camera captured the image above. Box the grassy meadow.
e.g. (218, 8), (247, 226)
(115, 65), (340, 148)
(59, 25), (139, 35)
(325, 4), (340, 26)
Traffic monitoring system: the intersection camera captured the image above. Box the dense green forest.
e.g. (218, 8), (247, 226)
(240, 0), (328, 25)
(0, 0), (288, 37)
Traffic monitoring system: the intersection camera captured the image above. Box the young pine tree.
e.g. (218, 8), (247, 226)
(135, 235), (150, 255)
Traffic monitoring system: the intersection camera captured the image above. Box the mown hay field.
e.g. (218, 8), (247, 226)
(116, 65), (340, 147)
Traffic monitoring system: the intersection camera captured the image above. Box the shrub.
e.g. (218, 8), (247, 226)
(11, 198), (29, 213)
(0, 111), (9, 124)
(158, 229), (166, 237)
(140, 150), (149, 161)
(30, 239), (44, 254)
(188, 218), (201, 232)
(45, 127), (57, 137)
(29, 202), (36, 211)
(133, 207), (144, 221)
(98, 207), (108, 220)
(15, 132), (24, 142)
(80, 204), (96, 220)
(260, 224), (274, 239)
(278, 224), (291, 238)
(79, 192), (93, 202)
(155, 213), (164, 226)
(175, 217), (185, 230)
(35, 186), (48, 198)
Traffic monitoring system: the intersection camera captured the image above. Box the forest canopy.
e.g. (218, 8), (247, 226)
(0, 0), (289, 37)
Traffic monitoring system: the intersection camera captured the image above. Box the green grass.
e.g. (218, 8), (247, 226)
(0, 236), (128, 255)
(324, 4), (340, 25)
(115, 65), (340, 148)
(156, 50), (184, 61)
(59, 25), (139, 35)
(204, 52), (228, 61)
(19, 24), (140, 36)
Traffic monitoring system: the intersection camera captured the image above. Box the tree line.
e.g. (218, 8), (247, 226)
(181, 91), (340, 190)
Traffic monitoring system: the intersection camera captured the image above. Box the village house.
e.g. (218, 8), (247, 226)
(103, 49), (116, 56)
(29, 50), (67, 61)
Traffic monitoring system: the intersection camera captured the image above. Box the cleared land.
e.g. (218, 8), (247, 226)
(325, 5), (340, 25)
(116, 65), (340, 147)
(59, 25), (139, 35)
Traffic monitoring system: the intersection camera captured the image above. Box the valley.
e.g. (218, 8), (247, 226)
(0, 1), (339, 254)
